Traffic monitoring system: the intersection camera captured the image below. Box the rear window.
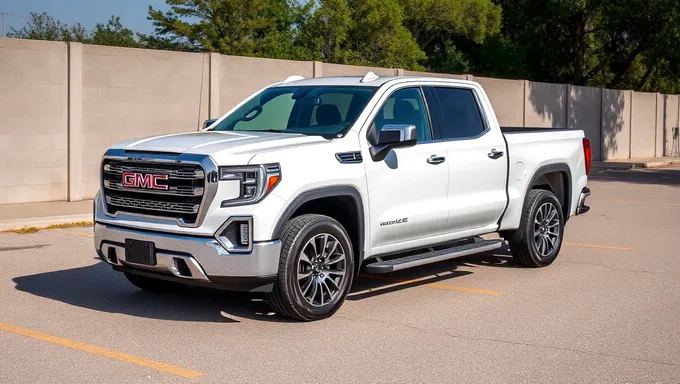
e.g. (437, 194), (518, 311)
(432, 87), (486, 140)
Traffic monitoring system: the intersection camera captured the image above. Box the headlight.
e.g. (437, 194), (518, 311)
(219, 163), (281, 207)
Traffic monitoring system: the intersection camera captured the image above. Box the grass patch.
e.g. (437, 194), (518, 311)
(3, 221), (93, 234)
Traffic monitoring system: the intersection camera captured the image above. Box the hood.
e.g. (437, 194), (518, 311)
(111, 130), (329, 164)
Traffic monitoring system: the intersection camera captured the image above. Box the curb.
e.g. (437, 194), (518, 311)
(0, 214), (93, 231)
(592, 160), (680, 171)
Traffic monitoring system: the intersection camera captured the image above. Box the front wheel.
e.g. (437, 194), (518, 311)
(509, 189), (565, 267)
(266, 214), (355, 321)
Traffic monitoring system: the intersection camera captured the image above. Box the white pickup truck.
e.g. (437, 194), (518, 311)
(93, 72), (592, 321)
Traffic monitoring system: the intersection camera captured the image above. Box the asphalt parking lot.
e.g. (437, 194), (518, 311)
(1, 166), (679, 384)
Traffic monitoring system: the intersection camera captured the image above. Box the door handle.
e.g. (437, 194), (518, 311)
(488, 149), (504, 159)
(427, 155), (446, 164)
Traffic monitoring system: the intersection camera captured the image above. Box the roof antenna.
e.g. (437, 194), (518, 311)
(360, 71), (379, 83)
(283, 75), (305, 83)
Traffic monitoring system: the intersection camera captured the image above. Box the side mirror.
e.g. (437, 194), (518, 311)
(203, 119), (217, 129)
(368, 124), (417, 161)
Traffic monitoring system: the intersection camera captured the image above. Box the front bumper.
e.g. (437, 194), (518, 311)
(94, 222), (281, 292)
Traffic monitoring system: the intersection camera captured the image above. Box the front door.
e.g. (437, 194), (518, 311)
(362, 87), (450, 253)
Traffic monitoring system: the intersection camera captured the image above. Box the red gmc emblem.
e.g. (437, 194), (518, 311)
(122, 172), (169, 190)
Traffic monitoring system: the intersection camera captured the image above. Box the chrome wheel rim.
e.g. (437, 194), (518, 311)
(297, 234), (347, 307)
(533, 202), (560, 257)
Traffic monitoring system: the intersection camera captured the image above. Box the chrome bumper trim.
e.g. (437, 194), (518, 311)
(576, 187), (591, 215)
(94, 223), (281, 279)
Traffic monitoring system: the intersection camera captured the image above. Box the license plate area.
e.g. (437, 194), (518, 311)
(124, 239), (156, 266)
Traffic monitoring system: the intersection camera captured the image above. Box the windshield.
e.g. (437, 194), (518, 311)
(209, 85), (377, 138)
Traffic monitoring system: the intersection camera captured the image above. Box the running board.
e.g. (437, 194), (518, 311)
(364, 239), (504, 273)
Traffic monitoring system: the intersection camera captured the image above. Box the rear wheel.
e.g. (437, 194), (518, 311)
(124, 273), (183, 293)
(509, 189), (564, 267)
(266, 214), (355, 321)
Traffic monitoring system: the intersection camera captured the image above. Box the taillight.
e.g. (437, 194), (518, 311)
(583, 138), (591, 175)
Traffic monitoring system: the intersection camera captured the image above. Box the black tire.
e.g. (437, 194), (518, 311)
(124, 272), (183, 293)
(509, 189), (565, 267)
(266, 214), (355, 321)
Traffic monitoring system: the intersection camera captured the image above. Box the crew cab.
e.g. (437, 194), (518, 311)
(93, 72), (591, 321)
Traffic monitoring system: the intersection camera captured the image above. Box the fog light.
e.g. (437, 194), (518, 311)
(215, 217), (253, 253)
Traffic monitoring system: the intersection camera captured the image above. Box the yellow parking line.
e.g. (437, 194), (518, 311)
(69, 232), (93, 238)
(563, 242), (632, 251)
(360, 274), (503, 296)
(0, 321), (204, 379)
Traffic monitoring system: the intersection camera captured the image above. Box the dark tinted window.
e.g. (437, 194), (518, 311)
(373, 88), (432, 142)
(432, 87), (485, 139)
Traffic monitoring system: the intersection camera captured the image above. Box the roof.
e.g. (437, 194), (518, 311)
(270, 75), (399, 87)
(269, 73), (474, 88)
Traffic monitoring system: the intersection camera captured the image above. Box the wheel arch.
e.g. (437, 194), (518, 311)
(502, 163), (572, 243)
(272, 186), (366, 272)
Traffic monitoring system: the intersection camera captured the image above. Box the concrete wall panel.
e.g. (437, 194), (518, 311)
(81, 44), (210, 198)
(219, 56), (313, 114)
(662, 95), (679, 156)
(525, 81), (567, 128)
(0, 38), (68, 204)
(630, 92), (657, 158)
(601, 89), (631, 160)
(321, 63), (394, 78)
(403, 70), (466, 80)
(568, 86), (602, 160)
(475, 77), (524, 127)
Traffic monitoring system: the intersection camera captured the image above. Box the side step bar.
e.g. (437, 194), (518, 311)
(364, 238), (504, 274)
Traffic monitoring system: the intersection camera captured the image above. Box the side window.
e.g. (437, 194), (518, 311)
(374, 87), (431, 142)
(432, 87), (486, 140)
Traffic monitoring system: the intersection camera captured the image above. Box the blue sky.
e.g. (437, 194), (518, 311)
(0, 0), (170, 35)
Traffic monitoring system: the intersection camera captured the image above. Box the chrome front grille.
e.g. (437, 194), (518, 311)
(101, 156), (208, 225)
(105, 195), (200, 214)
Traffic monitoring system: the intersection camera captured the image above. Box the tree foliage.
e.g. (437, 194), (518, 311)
(8, 12), (140, 48)
(8, 0), (680, 93)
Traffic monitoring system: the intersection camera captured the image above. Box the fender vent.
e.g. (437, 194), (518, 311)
(335, 152), (363, 164)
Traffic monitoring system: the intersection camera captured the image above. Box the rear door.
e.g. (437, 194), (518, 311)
(423, 86), (508, 234)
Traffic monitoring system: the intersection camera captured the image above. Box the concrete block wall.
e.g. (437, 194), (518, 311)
(2, 37), (680, 205)
(79, 45), (210, 199)
(601, 89), (632, 160)
(475, 77), (525, 127)
(525, 81), (568, 128)
(219, 56), (313, 113)
(663, 95), (679, 156)
(0, 39), (68, 204)
(630, 92), (658, 159)
(568, 86), (602, 161)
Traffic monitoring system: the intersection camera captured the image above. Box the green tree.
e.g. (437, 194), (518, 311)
(399, 0), (502, 73)
(8, 12), (87, 42)
(495, 0), (680, 92)
(297, 0), (426, 69)
(146, 0), (305, 58)
(90, 16), (140, 48)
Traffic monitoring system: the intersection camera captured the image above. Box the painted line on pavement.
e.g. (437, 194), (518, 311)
(68, 232), (93, 238)
(563, 242), (632, 251)
(360, 274), (503, 296)
(0, 321), (204, 379)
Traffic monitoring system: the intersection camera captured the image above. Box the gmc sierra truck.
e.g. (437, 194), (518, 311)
(93, 72), (592, 321)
